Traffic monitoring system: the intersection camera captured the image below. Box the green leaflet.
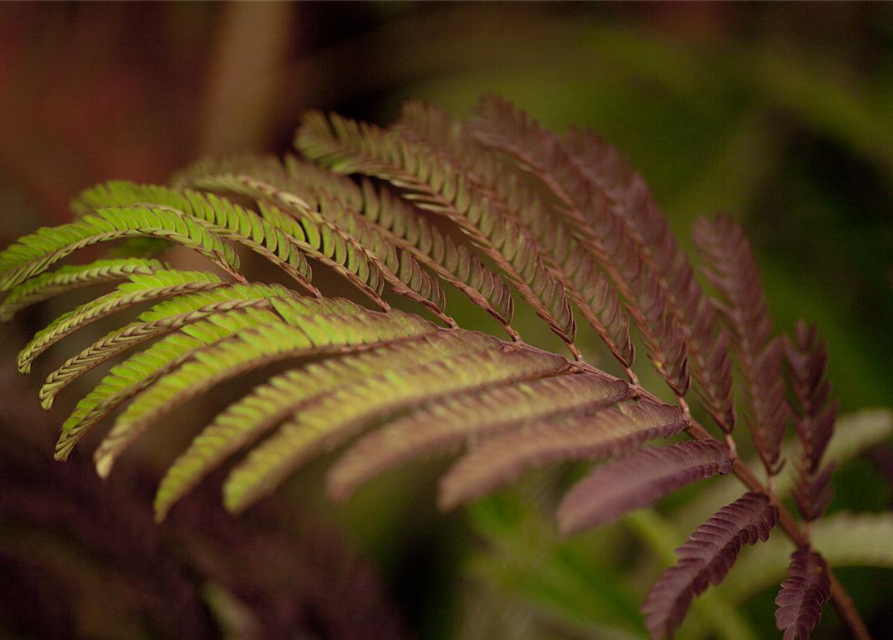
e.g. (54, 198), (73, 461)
(349, 176), (516, 332)
(75, 182), (316, 293)
(93, 305), (438, 478)
(329, 372), (635, 505)
(223, 339), (573, 514)
(154, 330), (498, 520)
(74, 181), (196, 215)
(313, 190), (452, 325)
(17, 270), (225, 374)
(184, 190), (315, 292)
(181, 160), (454, 320)
(281, 155), (516, 330)
(183, 172), (391, 309)
(0, 258), (165, 322)
(54, 307), (285, 461)
(0, 206), (241, 291)
(39, 283), (293, 409)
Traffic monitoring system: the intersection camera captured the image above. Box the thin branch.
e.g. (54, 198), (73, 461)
(544, 348), (869, 638)
(521, 347), (870, 639)
(673, 400), (871, 640)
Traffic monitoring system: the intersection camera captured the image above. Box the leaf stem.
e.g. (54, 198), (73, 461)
(498, 339), (871, 639)
(678, 408), (872, 640)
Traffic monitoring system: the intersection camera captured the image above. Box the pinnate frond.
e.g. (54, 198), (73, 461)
(563, 126), (734, 431)
(398, 100), (634, 368)
(775, 550), (831, 640)
(279, 157), (517, 332)
(0, 95), (861, 640)
(93, 300), (436, 477)
(74, 180), (197, 215)
(641, 492), (778, 639)
(154, 330), (497, 520)
(785, 320), (837, 521)
(558, 440), (733, 535)
(472, 95), (689, 393)
(39, 283), (293, 409)
(328, 371), (634, 504)
(17, 270), (226, 373)
(223, 338), (575, 514)
(54, 307), (285, 461)
(0, 257), (164, 322)
(693, 215), (787, 473)
(79, 181), (320, 293)
(438, 400), (687, 509)
(0, 207), (241, 291)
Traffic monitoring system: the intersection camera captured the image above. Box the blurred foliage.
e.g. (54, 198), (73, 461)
(0, 2), (891, 639)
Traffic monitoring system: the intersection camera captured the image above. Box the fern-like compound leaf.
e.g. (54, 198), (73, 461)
(39, 283), (292, 409)
(641, 492), (778, 639)
(55, 296), (411, 461)
(785, 320), (837, 522)
(438, 400), (687, 509)
(398, 100), (634, 368)
(94, 303), (436, 477)
(17, 270), (226, 373)
(558, 440), (733, 535)
(0, 257), (164, 322)
(53, 307), (285, 461)
(0, 207), (241, 291)
(178, 167), (454, 321)
(472, 95), (689, 393)
(296, 110), (577, 350)
(328, 372), (634, 504)
(693, 215), (787, 473)
(154, 330), (496, 520)
(563, 125), (734, 431)
(0, 96), (862, 640)
(280, 158), (516, 332)
(223, 338), (574, 514)
(775, 549), (831, 640)
(76, 181), (319, 294)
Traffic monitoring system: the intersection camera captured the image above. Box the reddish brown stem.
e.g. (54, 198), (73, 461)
(514, 343), (870, 639)
(682, 413), (872, 640)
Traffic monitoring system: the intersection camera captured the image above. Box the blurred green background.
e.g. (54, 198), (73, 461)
(1, 3), (891, 639)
